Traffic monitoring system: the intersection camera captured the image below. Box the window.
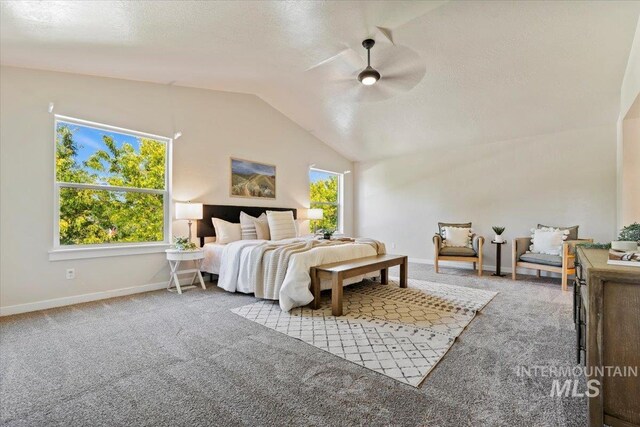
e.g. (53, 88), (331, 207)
(309, 168), (342, 233)
(54, 116), (170, 249)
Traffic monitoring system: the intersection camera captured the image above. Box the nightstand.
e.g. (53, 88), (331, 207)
(165, 249), (206, 294)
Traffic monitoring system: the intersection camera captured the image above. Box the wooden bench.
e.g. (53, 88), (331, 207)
(310, 254), (408, 316)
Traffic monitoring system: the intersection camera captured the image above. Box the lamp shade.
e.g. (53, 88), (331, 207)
(307, 208), (324, 220)
(175, 202), (203, 220)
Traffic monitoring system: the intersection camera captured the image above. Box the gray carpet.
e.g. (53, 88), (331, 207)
(0, 265), (586, 426)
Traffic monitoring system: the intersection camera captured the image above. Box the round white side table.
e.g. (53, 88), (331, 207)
(165, 249), (206, 294)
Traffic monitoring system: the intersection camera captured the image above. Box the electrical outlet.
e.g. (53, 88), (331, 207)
(66, 268), (75, 280)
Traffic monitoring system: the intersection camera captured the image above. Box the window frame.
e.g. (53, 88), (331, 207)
(50, 115), (172, 260)
(309, 167), (343, 234)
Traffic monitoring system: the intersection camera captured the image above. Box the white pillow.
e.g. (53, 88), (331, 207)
(254, 217), (271, 240)
(529, 227), (569, 255)
(266, 210), (296, 241)
(239, 211), (266, 240)
(212, 218), (241, 244)
(442, 226), (472, 248)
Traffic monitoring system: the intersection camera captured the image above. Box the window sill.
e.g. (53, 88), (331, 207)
(49, 243), (171, 261)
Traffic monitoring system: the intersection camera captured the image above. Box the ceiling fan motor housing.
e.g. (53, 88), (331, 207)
(358, 39), (380, 85)
(358, 66), (381, 84)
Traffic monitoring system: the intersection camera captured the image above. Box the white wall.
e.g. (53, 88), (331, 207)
(0, 66), (353, 313)
(617, 19), (640, 228)
(621, 115), (640, 225)
(620, 19), (640, 122)
(355, 125), (618, 272)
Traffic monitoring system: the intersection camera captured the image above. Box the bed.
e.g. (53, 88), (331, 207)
(197, 204), (384, 310)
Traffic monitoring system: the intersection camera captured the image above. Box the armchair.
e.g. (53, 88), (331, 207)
(433, 231), (485, 276)
(512, 237), (593, 290)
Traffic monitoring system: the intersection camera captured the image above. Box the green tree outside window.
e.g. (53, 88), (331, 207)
(309, 170), (340, 233)
(55, 120), (167, 245)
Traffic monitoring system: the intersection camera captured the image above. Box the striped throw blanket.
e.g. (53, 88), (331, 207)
(251, 238), (385, 299)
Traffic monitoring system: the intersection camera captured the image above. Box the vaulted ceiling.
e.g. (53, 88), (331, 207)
(2, 1), (639, 161)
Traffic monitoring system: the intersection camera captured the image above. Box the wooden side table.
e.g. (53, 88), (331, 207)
(165, 249), (206, 294)
(491, 241), (507, 277)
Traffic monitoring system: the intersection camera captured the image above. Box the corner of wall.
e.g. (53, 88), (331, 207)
(617, 16), (640, 229)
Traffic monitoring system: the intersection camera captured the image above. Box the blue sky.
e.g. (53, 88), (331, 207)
(310, 169), (336, 183)
(59, 121), (141, 164)
(231, 159), (275, 176)
(60, 121), (335, 186)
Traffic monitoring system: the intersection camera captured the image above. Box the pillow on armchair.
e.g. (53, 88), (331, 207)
(442, 226), (473, 248)
(537, 224), (579, 240)
(438, 222), (471, 238)
(438, 222), (472, 247)
(529, 227), (569, 255)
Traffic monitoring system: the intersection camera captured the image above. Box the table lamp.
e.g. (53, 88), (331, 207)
(307, 208), (324, 234)
(175, 202), (203, 242)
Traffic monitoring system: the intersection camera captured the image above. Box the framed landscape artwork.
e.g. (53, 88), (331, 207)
(230, 158), (276, 199)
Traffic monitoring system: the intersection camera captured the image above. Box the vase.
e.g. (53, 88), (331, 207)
(494, 235), (504, 243)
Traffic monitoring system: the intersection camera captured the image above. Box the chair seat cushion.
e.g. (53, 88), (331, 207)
(519, 253), (562, 267)
(439, 247), (477, 257)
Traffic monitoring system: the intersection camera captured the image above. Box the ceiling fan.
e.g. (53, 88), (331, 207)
(305, 34), (426, 103)
(357, 39), (381, 86)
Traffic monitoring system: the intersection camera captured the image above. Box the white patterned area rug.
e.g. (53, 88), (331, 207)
(231, 278), (497, 387)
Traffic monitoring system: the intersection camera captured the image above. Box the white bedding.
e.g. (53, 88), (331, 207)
(207, 236), (381, 311)
(201, 242), (226, 274)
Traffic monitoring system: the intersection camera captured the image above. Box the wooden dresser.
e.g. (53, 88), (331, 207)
(575, 247), (640, 427)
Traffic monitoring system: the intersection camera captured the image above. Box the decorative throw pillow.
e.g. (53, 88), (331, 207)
(529, 227), (569, 255)
(211, 218), (241, 244)
(442, 226), (473, 248)
(537, 224), (579, 241)
(239, 211), (266, 240)
(438, 222), (472, 239)
(253, 217), (271, 240)
(266, 210), (296, 241)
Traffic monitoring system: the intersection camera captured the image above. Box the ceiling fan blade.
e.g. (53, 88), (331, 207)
(329, 78), (400, 103)
(379, 71), (424, 93)
(375, 26), (394, 45)
(376, 45), (423, 74)
(375, 45), (426, 92)
(304, 49), (347, 72)
(353, 83), (399, 103)
(369, 1), (448, 34)
(304, 47), (363, 72)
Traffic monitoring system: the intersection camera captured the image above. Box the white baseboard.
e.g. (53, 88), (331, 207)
(409, 256), (511, 273)
(1, 255), (564, 317)
(0, 281), (169, 317)
(408, 256), (563, 278)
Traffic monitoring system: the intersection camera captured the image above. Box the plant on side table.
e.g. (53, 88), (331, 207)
(320, 229), (335, 240)
(492, 226), (506, 243)
(612, 222), (640, 251)
(173, 236), (198, 251)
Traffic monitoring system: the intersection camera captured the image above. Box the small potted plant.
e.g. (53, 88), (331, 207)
(320, 229), (335, 240)
(492, 226), (506, 243)
(612, 223), (640, 251)
(173, 236), (198, 251)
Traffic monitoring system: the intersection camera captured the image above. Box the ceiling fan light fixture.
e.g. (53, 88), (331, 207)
(358, 66), (381, 85)
(358, 38), (381, 86)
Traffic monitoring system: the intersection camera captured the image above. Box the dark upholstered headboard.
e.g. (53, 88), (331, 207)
(197, 204), (297, 246)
